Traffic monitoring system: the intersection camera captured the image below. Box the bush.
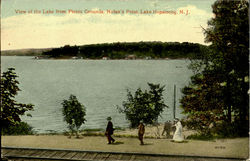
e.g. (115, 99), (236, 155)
(186, 133), (214, 141)
(62, 94), (86, 138)
(211, 121), (246, 138)
(117, 83), (168, 127)
(2, 122), (34, 135)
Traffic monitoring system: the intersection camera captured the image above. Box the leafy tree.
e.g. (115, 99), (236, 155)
(181, 0), (249, 137)
(118, 83), (168, 127)
(0, 68), (34, 129)
(180, 73), (226, 135)
(62, 95), (86, 138)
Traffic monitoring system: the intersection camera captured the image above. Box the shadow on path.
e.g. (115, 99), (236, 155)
(141, 142), (154, 146)
(110, 141), (124, 145)
(170, 140), (189, 143)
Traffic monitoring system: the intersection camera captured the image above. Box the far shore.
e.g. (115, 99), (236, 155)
(1, 55), (189, 60)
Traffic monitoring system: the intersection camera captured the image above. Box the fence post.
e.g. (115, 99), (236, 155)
(173, 84), (176, 119)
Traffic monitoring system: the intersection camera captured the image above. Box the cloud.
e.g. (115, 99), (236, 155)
(1, 5), (212, 50)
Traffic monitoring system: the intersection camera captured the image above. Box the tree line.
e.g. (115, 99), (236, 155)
(180, 0), (249, 137)
(42, 42), (208, 59)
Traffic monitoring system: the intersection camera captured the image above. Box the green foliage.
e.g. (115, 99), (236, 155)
(0, 68), (34, 129)
(186, 133), (214, 141)
(118, 83), (168, 128)
(2, 122), (34, 135)
(43, 45), (79, 58)
(62, 95), (86, 137)
(180, 73), (226, 134)
(42, 42), (207, 59)
(181, 0), (249, 137)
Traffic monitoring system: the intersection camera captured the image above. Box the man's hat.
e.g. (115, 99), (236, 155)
(107, 116), (112, 121)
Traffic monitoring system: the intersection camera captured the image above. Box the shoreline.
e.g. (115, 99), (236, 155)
(22, 123), (206, 140)
(1, 55), (190, 60)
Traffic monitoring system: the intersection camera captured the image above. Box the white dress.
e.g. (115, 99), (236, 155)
(173, 121), (184, 142)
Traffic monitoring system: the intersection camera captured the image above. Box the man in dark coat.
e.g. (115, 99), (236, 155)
(138, 121), (145, 145)
(105, 117), (115, 144)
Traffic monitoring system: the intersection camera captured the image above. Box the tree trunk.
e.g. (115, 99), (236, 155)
(226, 77), (232, 123)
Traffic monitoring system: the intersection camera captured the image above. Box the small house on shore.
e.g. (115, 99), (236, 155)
(126, 55), (136, 60)
(102, 56), (109, 60)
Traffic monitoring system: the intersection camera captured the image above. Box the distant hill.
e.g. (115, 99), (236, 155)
(1, 48), (52, 56)
(1, 42), (209, 59)
(42, 42), (209, 59)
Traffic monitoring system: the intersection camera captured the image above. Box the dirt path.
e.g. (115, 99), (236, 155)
(2, 135), (249, 159)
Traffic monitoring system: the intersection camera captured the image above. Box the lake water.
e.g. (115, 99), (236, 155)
(1, 56), (193, 133)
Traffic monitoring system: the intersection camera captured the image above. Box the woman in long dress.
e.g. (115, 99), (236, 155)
(173, 119), (184, 142)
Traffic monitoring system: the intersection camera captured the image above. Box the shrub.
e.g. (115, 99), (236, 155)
(62, 94), (86, 138)
(2, 122), (34, 135)
(118, 83), (168, 127)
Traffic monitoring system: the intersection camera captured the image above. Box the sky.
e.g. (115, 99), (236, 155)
(1, 0), (216, 50)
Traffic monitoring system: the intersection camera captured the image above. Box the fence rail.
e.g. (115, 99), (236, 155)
(1, 146), (246, 161)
